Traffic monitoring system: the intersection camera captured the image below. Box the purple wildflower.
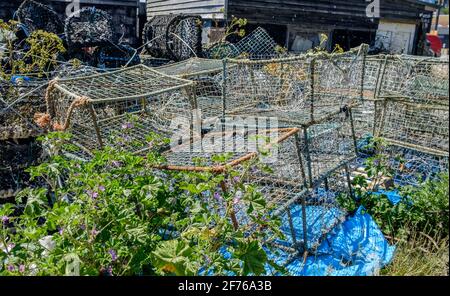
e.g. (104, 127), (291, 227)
(233, 191), (243, 205)
(91, 228), (99, 237)
(87, 190), (98, 199)
(214, 192), (222, 202)
(58, 227), (64, 235)
(1, 216), (9, 225)
(19, 265), (25, 273)
(111, 160), (122, 168)
(232, 176), (240, 184)
(98, 185), (106, 192)
(109, 249), (118, 262)
(80, 224), (86, 230)
(7, 265), (15, 272)
(121, 122), (134, 130)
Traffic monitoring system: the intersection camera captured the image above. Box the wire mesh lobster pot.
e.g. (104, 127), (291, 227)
(357, 97), (450, 187)
(143, 15), (175, 58)
(0, 79), (47, 140)
(234, 27), (280, 60)
(369, 55), (449, 105)
(143, 15), (203, 61)
(16, 0), (64, 35)
(44, 64), (194, 160)
(221, 45), (368, 127)
(156, 126), (302, 232)
(270, 166), (351, 257)
(166, 15), (203, 61)
(64, 7), (115, 48)
(94, 44), (140, 69)
(155, 58), (224, 123)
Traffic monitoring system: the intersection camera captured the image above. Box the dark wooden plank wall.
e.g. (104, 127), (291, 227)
(227, 0), (429, 30)
(147, 0), (226, 19)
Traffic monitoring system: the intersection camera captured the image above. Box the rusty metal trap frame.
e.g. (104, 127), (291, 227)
(154, 57), (227, 124)
(44, 64), (195, 159)
(365, 55), (449, 105)
(375, 98), (449, 158)
(219, 44), (369, 128)
(154, 126), (352, 254)
(269, 164), (353, 257)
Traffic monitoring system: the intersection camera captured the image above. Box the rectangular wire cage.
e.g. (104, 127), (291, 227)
(373, 98), (449, 186)
(155, 58), (225, 122)
(368, 55), (449, 105)
(269, 165), (351, 257)
(157, 125), (351, 256)
(220, 45), (368, 127)
(45, 64), (195, 159)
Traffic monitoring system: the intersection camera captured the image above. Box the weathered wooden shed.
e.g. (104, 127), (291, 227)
(147, 0), (439, 54)
(0, 0), (141, 45)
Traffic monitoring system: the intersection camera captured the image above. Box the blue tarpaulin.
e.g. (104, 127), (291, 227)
(274, 206), (395, 276)
(212, 205), (395, 276)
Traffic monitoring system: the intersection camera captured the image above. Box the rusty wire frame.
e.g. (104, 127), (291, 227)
(45, 64), (195, 159)
(219, 44), (369, 128)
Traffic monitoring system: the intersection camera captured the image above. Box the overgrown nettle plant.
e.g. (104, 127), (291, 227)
(1, 132), (285, 276)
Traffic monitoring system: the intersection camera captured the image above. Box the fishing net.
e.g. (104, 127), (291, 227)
(16, 0), (64, 35)
(43, 64), (194, 160)
(64, 7), (115, 48)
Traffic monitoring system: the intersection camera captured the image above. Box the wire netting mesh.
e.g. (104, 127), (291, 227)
(1, 80), (46, 140)
(45, 64), (194, 158)
(234, 27), (279, 60)
(143, 15), (203, 61)
(271, 166), (350, 255)
(166, 15), (203, 61)
(16, 0), (64, 35)
(221, 45), (367, 126)
(376, 99), (449, 157)
(64, 7), (115, 48)
(366, 55), (449, 105)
